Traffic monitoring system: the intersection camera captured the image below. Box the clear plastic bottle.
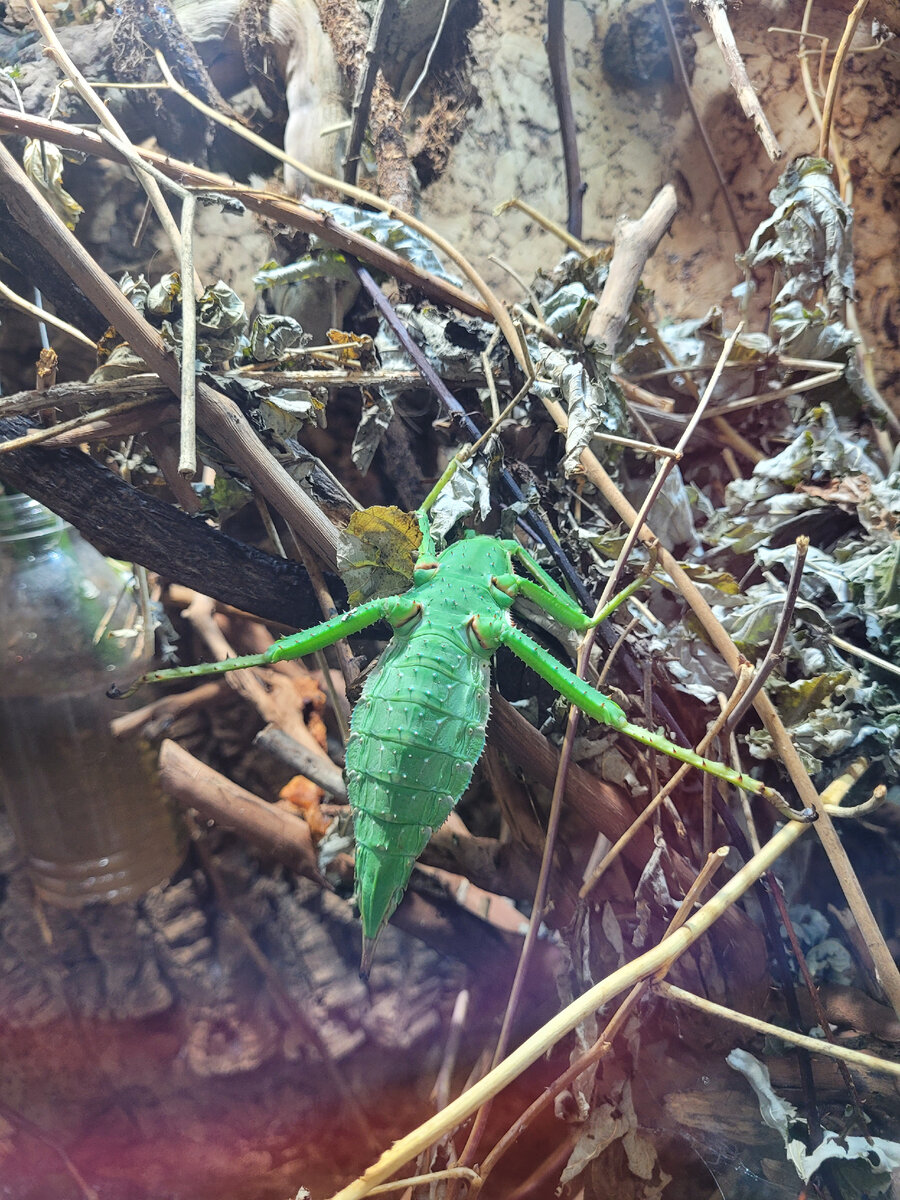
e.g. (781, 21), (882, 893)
(0, 489), (185, 906)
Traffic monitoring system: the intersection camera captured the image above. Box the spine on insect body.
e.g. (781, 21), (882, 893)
(345, 627), (491, 974)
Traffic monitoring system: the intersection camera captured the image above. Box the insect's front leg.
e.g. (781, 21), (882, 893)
(499, 622), (812, 821)
(109, 596), (393, 697)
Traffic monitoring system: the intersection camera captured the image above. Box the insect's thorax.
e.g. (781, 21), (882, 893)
(411, 534), (514, 632)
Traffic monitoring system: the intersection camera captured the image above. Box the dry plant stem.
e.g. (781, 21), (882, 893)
(22, 0), (186, 274)
(0, 395), (164, 455)
(494, 197), (592, 257)
(818, 0), (869, 159)
(488, 253), (545, 321)
(402, 0), (451, 110)
(0, 109), (490, 324)
(0, 137), (340, 567)
(697, 0), (783, 161)
(505, 1138), (580, 1200)
(797, 2), (849, 187)
(0, 276), (95, 347)
(656, 982), (900, 1078)
(724, 536), (809, 733)
(828, 632), (900, 681)
(325, 818), (810, 1200)
(344, 0), (396, 182)
(177, 191), (197, 477)
(631, 310), (763, 463)
(367, 1169), (480, 1196)
(655, 0), (745, 252)
(600, 324), (738, 611)
(702, 367), (845, 416)
(432, 989), (470, 1112)
(585, 185), (677, 351)
(546, 0), (584, 237)
(538, 407), (900, 1018)
(579, 666), (752, 899)
(0, 377), (169, 419)
(45, 405), (176, 447)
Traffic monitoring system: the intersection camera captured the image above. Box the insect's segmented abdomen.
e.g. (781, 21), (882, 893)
(345, 630), (490, 943)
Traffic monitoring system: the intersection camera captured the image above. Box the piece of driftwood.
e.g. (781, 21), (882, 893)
(158, 738), (327, 884)
(586, 184), (678, 352)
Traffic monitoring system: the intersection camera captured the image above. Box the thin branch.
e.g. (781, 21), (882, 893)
(177, 191), (197, 477)
(546, 0), (585, 237)
(818, 0), (870, 159)
(656, 982), (900, 1077)
(401, 0), (452, 111)
(0, 276), (96, 347)
(697, 0), (783, 162)
(655, 0), (746, 252)
(724, 535), (809, 733)
(344, 0), (397, 183)
(493, 196), (592, 256)
(0, 394), (170, 455)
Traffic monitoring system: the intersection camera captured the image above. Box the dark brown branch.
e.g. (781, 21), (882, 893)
(546, 0), (584, 238)
(0, 415), (329, 629)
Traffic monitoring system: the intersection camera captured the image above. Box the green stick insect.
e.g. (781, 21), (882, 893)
(115, 506), (797, 975)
